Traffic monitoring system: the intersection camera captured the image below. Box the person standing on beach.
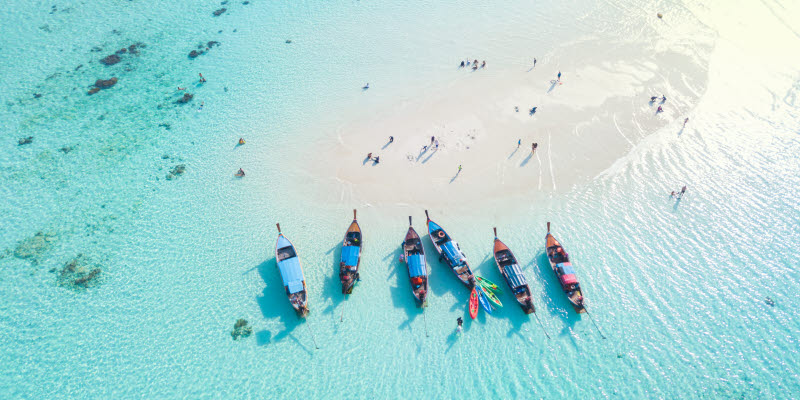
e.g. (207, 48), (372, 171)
(679, 185), (687, 197)
(431, 136), (435, 145)
(456, 317), (463, 333)
(533, 58), (537, 67)
(532, 142), (538, 153)
(683, 118), (689, 127)
(460, 61), (465, 68)
(389, 136), (394, 143)
(458, 165), (462, 173)
(661, 95), (667, 103)
(517, 139), (521, 148)
(557, 71), (562, 82)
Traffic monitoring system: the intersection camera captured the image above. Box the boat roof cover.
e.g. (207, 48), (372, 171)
(505, 263), (527, 288)
(278, 256), (305, 294)
(557, 262), (576, 275)
(441, 241), (466, 266)
(341, 245), (360, 267)
(408, 254), (427, 277)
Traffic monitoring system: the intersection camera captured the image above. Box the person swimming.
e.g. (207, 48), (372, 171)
(238, 138), (245, 145)
(235, 168), (245, 177)
(456, 317), (463, 333)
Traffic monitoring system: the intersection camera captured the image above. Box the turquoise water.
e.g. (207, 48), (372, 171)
(2, 0), (799, 398)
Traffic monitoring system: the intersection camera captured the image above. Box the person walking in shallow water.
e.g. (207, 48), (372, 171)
(679, 185), (687, 198)
(199, 73), (206, 83)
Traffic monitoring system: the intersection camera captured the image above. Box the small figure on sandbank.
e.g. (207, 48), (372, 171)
(670, 191), (676, 198)
(235, 168), (245, 177)
(529, 107), (537, 115)
(389, 136), (394, 143)
(661, 95), (667, 104)
(430, 136), (435, 145)
(557, 71), (562, 82)
(532, 142), (538, 153)
(683, 118), (689, 127)
(459, 61), (465, 68)
(366, 152), (373, 161)
(679, 185), (687, 197)
(481, 60), (486, 68)
(517, 139), (522, 148)
(657, 105), (663, 113)
(515, 106), (519, 112)
(362, 83), (370, 90)
(533, 58), (537, 68)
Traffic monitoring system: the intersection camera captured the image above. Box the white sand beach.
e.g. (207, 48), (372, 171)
(306, 35), (711, 213)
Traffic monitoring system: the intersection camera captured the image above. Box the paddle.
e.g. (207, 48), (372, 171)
(585, 308), (607, 339)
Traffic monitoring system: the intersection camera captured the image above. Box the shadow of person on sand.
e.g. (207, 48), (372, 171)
(520, 152), (533, 167)
(416, 147), (429, 162)
(672, 196), (683, 211)
(381, 140), (393, 150)
(362, 155), (371, 165)
(421, 148), (438, 164)
(255, 259), (307, 347)
(508, 146), (519, 159)
(547, 80), (558, 93)
(449, 169), (461, 183)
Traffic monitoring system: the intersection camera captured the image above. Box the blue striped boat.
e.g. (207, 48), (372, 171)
(339, 209), (362, 295)
(275, 223), (309, 317)
(402, 216), (428, 307)
(424, 210), (476, 288)
(493, 227), (535, 314)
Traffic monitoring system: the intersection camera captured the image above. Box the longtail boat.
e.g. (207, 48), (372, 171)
(275, 223), (309, 317)
(424, 210), (476, 288)
(492, 227), (535, 314)
(545, 222), (586, 313)
(339, 209), (362, 294)
(402, 216), (429, 307)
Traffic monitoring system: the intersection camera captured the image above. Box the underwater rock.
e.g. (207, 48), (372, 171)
(176, 93), (194, 104)
(231, 319), (253, 340)
(242, 1), (249, 4)
(128, 43), (142, 54)
(213, 8), (227, 16)
(33, 93), (42, 99)
(60, 146), (74, 154)
(100, 54), (121, 66)
(88, 87), (100, 95)
(158, 123), (171, 130)
(58, 254), (102, 290)
(207, 41), (220, 48)
(18, 136), (33, 145)
(188, 50), (202, 59)
(285, 39), (292, 44)
(166, 164), (186, 180)
(116, 48), (127, 55)
(94, 77), (118, 89)
(13, 231), (56, 263)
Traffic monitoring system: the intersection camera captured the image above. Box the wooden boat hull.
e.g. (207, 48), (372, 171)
(340, 210), (362, 295)
(425, 211), (476, 288)
(493, 234), (535, 314)
(275, 225), (309, 317)
(403, 220), (429, 307)
(545, 223), (586, 313)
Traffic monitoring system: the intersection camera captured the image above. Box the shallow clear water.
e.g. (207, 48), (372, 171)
(1, 0), (799, 398)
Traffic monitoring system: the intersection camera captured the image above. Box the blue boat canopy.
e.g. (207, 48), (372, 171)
(278, 257), (305, 294)
(341, 245), (360, 267)
(441, 241), (466, 266)
(408, 254), (427, 277)
(557, 262), (576, 275)
(505, 263), (527, 289)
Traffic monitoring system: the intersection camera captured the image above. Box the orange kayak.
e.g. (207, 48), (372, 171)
(469, 287), (479, 319)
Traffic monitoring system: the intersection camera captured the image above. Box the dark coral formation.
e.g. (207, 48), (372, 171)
(14, 231), (57, 264)
(18, 136), (33, 145)
(231, 319), (253, 340)
(88, 77), (118, 95)
(100, 54), (121, 66)
(188, 41), (221, 59)
(57, 254), (102, 290)
(176, 93), (194, 104)
(213, 8), (227, 16)
(166, 164), (186, 180)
